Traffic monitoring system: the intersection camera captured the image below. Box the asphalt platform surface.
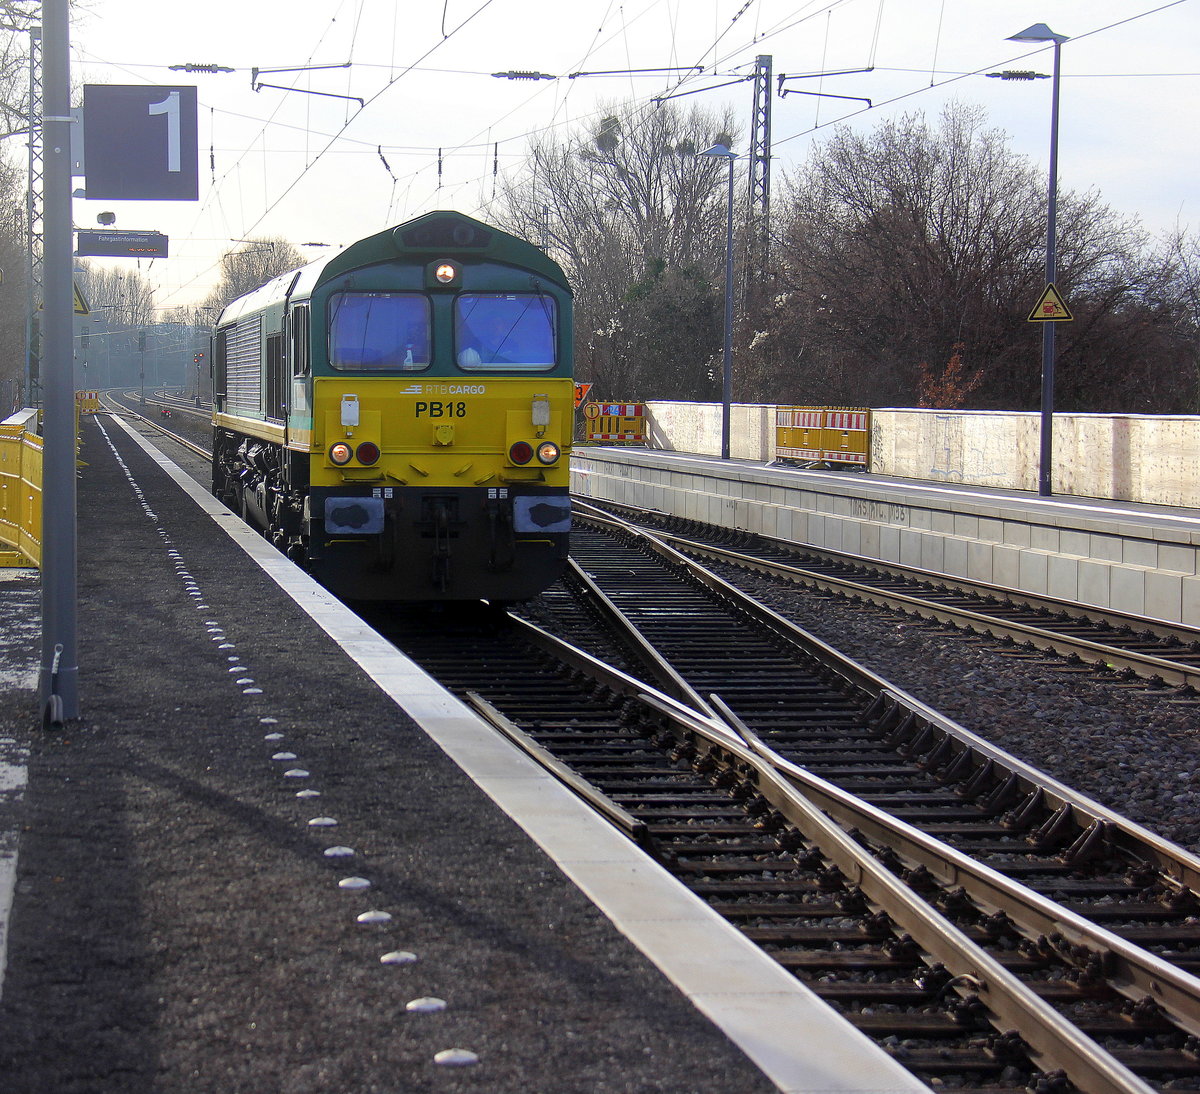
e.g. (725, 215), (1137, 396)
(0, 414), (776, 1093)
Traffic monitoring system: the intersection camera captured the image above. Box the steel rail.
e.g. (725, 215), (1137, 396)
(98, 392), (212, 461)
(503, 614), (1164, 1094)
(465, 690), (650, 847)
(571, 496), (1199, 642)
(142, 396), (212, 423)
(702, 695), (1200, 1040)
(564, 558), (717, 718)
(573, 498), (1200, 689)
(570, 511), (1200, 898)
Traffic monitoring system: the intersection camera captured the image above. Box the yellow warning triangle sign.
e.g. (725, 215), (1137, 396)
(1027, 282), (1072, 322)
(38, 282), (92, 315)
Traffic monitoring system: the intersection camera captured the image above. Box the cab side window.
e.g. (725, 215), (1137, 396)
(290, 304), (310, 376)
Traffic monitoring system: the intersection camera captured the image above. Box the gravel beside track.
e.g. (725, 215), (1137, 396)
(0, 417), (775, 1094)
(715, 566), (1200, 855)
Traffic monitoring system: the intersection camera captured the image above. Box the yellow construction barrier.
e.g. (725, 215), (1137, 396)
(583, 401), (646, 444)
(776, 406), (870, 468)
(76, 389), (101, 414)
(0, 409), (43, 566)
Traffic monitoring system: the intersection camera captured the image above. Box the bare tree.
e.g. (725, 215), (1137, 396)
(75, 262), (157, 328)
(488, 99), (739, 401)
(0, 2), (40, 142)
(199, 237), (306, 318)
(0, 154), (25, 405)
(762, 101), (1196, 412)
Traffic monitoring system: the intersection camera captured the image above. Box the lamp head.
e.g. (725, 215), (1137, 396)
(1007, 23), (1069, 45)
(698, 143), (737, 159)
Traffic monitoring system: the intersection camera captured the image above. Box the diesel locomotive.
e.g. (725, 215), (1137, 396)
(210, 210), (573, 602)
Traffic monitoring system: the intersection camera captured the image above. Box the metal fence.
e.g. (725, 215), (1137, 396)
(0, 409), (43, 566)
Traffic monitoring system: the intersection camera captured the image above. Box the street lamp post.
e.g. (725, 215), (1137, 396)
(698, 143), (737, 459)
(1007, 22), (1069, 497)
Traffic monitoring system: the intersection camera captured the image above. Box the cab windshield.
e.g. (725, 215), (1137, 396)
(328, 292), (431, 371)
(454, 293), (556, 371)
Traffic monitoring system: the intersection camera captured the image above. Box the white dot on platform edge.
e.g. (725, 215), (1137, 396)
(434, 1048), (478, 1067)
(380, 950), (417, 965)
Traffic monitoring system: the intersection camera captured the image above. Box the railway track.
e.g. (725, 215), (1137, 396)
(367, 513), (1200, 1092)
(99, 389), (211, 459)
(573, 498), (1200, 692)
(106, 420), (1200, 1086)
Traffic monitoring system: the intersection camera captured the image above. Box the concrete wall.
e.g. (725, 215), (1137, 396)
(570, 446), (1200, 627)
(637, 402), (1200, 509)
(645, 401), (777, 463)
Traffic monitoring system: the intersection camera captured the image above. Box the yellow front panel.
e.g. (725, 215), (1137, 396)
(311, 377), (573, 488)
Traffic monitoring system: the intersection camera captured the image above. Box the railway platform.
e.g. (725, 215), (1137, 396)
(0, 414), (925, 1094)
(572, 445), (1200, 628)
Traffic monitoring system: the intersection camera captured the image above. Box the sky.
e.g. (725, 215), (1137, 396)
(63, 0), (1200, 312)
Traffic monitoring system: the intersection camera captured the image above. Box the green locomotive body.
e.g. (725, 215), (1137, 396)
(211, 211), (574, 601)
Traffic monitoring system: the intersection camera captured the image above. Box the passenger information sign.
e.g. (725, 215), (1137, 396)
(76, 229), (169, 258)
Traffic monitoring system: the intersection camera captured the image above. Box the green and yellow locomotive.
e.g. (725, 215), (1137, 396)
(211, 211), (573, 601)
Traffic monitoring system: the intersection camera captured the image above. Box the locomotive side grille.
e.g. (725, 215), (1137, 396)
(225, 316), (263, 416)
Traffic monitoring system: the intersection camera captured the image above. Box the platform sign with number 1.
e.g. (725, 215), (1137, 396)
(82, 85), (199, 201)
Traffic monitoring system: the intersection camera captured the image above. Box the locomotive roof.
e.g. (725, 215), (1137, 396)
(216, 210), (570, 327)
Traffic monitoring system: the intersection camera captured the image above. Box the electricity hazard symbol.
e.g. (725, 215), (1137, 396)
(1028, 283), (1073, 322)
(39, 282), (91, 315)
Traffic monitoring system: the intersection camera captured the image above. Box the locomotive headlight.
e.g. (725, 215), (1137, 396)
(435, 262), (458, 284)
(329, 442), (354, 465)
(536, 441), (560, 465)
(508, 441), (534, 465)
(355, 441), (380, 465)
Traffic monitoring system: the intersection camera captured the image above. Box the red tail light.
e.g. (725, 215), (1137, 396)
(356, 441), (380, 465)
(509, 441), (533, 465)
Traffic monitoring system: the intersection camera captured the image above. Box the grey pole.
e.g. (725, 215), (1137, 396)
(720, 156), (734, 460)
(697, 143), (738, 460)
(1037, 38), (1063, 498)
(1007, 23), (1069, 498)
(38, 0), (79, 720)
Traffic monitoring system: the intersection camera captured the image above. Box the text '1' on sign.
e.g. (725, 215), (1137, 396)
(82, 85), (199, 201)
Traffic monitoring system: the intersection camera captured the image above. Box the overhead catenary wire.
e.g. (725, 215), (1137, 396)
(74, 0), (1194, 310)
